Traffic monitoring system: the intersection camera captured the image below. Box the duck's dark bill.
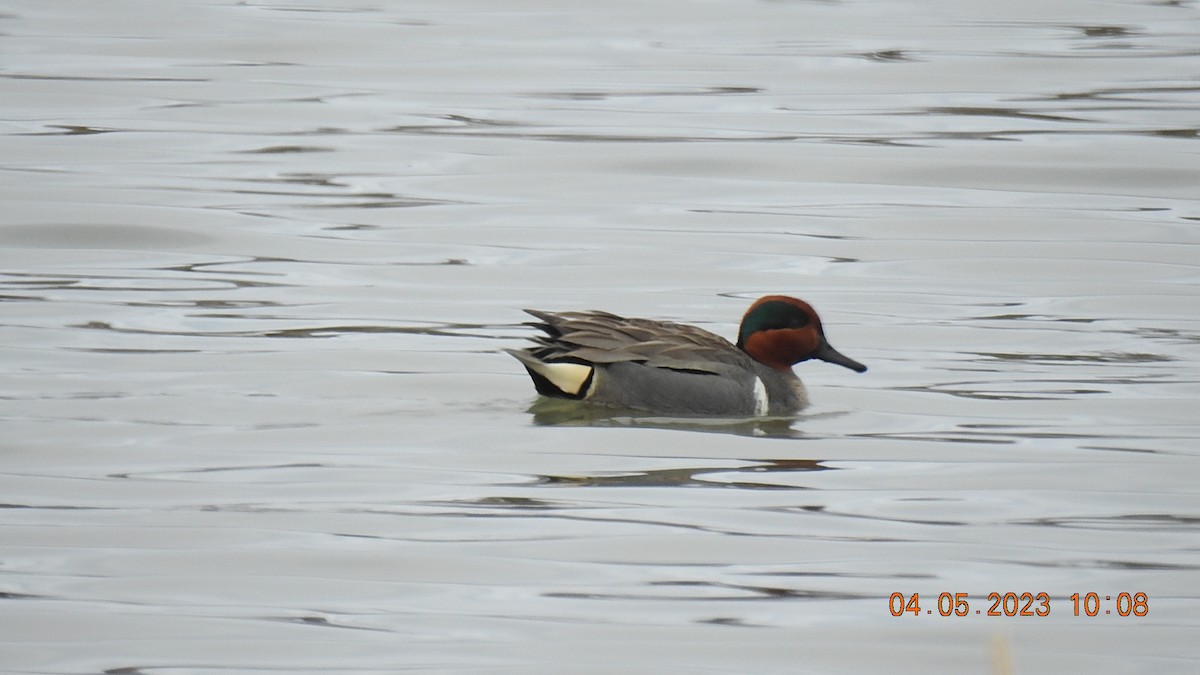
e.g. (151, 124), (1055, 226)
(815, 340), (867, 373)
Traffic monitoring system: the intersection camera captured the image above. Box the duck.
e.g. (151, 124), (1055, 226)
(505, 295), (866, 416)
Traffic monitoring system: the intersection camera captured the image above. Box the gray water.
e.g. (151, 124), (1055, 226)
(2, 1), (1199, 673)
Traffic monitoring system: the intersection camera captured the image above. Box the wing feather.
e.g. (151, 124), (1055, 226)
(519, 308), (753, 374)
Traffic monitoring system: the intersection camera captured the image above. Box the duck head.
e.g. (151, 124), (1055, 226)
(736, 295), (867, 373)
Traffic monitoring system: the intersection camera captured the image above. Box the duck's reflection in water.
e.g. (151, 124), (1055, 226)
(525, 396), (814, 438)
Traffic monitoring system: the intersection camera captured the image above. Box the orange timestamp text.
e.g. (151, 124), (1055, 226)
(888, 592), (1148, 617)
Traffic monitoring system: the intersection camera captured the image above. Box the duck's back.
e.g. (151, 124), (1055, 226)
(523, 309), (750, 372)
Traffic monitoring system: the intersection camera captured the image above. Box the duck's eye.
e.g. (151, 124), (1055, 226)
(787, 314), (809, 329)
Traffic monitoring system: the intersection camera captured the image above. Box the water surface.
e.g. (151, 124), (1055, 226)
(2, 0), (1199, 673)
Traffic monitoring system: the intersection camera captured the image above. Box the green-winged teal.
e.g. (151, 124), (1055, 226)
(506, 295), (866, 416)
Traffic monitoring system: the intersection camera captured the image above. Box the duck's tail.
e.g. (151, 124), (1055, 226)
(505, 349), (595, 399)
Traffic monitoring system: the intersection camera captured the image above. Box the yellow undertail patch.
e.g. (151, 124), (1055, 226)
(535, 362), (594, 397)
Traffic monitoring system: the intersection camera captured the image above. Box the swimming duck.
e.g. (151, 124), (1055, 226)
(506, 295), (866, 416)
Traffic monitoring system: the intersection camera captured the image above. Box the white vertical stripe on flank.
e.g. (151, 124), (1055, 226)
(753, 377), (769, 416)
